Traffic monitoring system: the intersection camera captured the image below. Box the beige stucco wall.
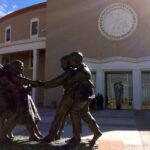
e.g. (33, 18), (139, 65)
(0, 5), (46, 43)
(45, 0), (150, 105)
(0, 4), (46, 107)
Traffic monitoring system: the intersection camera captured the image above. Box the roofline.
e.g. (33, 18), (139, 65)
(0, 2), (46, 22)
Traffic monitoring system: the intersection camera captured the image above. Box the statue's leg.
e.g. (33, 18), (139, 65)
(43, 95), (74, 142)
(0, 115), (16, 141)
(70, 104), (82, 143)
(26, 125), (40, 141)
(3, 120), (14, 139)
(33, 124), (43, 138)
(80, 101), (102, 147)
(25, 119), (41, 141)
(0, 113), (14, 139)
(7, 132), (14, 139)
(0, 117), (5, 133)
(55, 114), (69, 140)
(0, 117), (4, 137)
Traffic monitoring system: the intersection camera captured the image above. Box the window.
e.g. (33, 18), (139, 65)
(5, 26), (11, 42)
(141, 71), (150, 109)
(30, 18), (39, 38)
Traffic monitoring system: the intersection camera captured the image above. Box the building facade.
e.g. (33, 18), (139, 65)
(0, 3), (46, 106)
(0, 0), (150, 110)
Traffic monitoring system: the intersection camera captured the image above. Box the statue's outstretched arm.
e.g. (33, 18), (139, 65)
(13, 75), (41, 87)
(42, 71), (70, 88)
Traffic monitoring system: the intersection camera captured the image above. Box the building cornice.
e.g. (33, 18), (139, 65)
(84, 56), (150, 64)
(0, 37), (46, 48)
(0, 37), (46, 54)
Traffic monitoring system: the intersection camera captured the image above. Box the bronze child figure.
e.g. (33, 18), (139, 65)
(42, 52), (102, 147)
(0, 60), (43, 141)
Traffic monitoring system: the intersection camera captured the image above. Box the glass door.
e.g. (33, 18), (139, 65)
(142, 72), (150, 109)
(105, 72), (133, 109)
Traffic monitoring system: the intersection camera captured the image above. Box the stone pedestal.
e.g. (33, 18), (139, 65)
(0, 136), (97, 150)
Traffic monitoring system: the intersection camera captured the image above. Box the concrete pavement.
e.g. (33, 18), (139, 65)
(13, 109), (150, 150)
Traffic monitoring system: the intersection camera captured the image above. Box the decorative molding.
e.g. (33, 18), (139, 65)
(84, 56), (150, 110)
(98, 3), (138, 40)
(84, 56), (150, 64)
(0, 37), (46, 54)
(0, 37), (46, 48)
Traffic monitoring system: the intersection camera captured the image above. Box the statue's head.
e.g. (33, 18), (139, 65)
(10, 60), (24, 75)
(60, 55), (70, 71)
(69, 51), (83, 68)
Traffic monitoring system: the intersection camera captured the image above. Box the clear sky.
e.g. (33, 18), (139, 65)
(0, 0), (46, 18)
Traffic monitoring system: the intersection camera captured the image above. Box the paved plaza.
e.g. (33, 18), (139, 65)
(12, 109), (150, 150)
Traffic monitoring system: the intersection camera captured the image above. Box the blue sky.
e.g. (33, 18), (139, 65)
(0, 0), (46, 18)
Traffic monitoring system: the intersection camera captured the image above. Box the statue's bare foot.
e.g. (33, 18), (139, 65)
(0, 136), (13, 143)
(7, 132), (14, 139)
(89, 131), (102, 147)
(55, 130), (64, 140)
(36, 132), (44, 138)
(68, 137), (81, 144)
(42, 134), (55, 143)
(29, 135), (41, 141)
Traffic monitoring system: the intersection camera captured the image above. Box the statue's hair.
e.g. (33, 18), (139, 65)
(60, 55), (70, 65)
(11, 60), (24, 66)
(69, 51), (83, 64)
(8, 60), (24, 75)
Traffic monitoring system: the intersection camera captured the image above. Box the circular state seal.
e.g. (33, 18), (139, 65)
(98, 3), (138, 40)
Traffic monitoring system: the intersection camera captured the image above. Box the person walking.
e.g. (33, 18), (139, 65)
(96, 93), (104, 110)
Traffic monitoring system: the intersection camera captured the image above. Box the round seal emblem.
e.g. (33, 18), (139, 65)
(98, 3), (138, 40)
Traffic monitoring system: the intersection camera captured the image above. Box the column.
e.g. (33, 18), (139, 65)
(133, 69), (142, 110)
(96, 70), (105, 96)
(32, 49), (39, 102)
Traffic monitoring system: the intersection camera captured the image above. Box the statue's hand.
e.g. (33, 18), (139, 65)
(40, 82), (50, 88)
(26, 85), (32, 93)
(32, 80), (42, 87)
(37, 80), (42, 86)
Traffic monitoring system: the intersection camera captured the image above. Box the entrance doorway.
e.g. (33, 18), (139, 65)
(141, 71), (150, 109)
(105, 71), (133, 109)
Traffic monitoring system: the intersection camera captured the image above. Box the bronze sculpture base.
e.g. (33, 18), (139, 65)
(0, 136), (99, 150)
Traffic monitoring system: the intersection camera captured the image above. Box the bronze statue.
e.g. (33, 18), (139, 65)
(0, 54), (102, 148)
(67, 52), (102, 147)
(0, 64), (16, 139)
(0, 60), (43, 141)
(42, 52), (102, 147)
(42, 55), (78, 142)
